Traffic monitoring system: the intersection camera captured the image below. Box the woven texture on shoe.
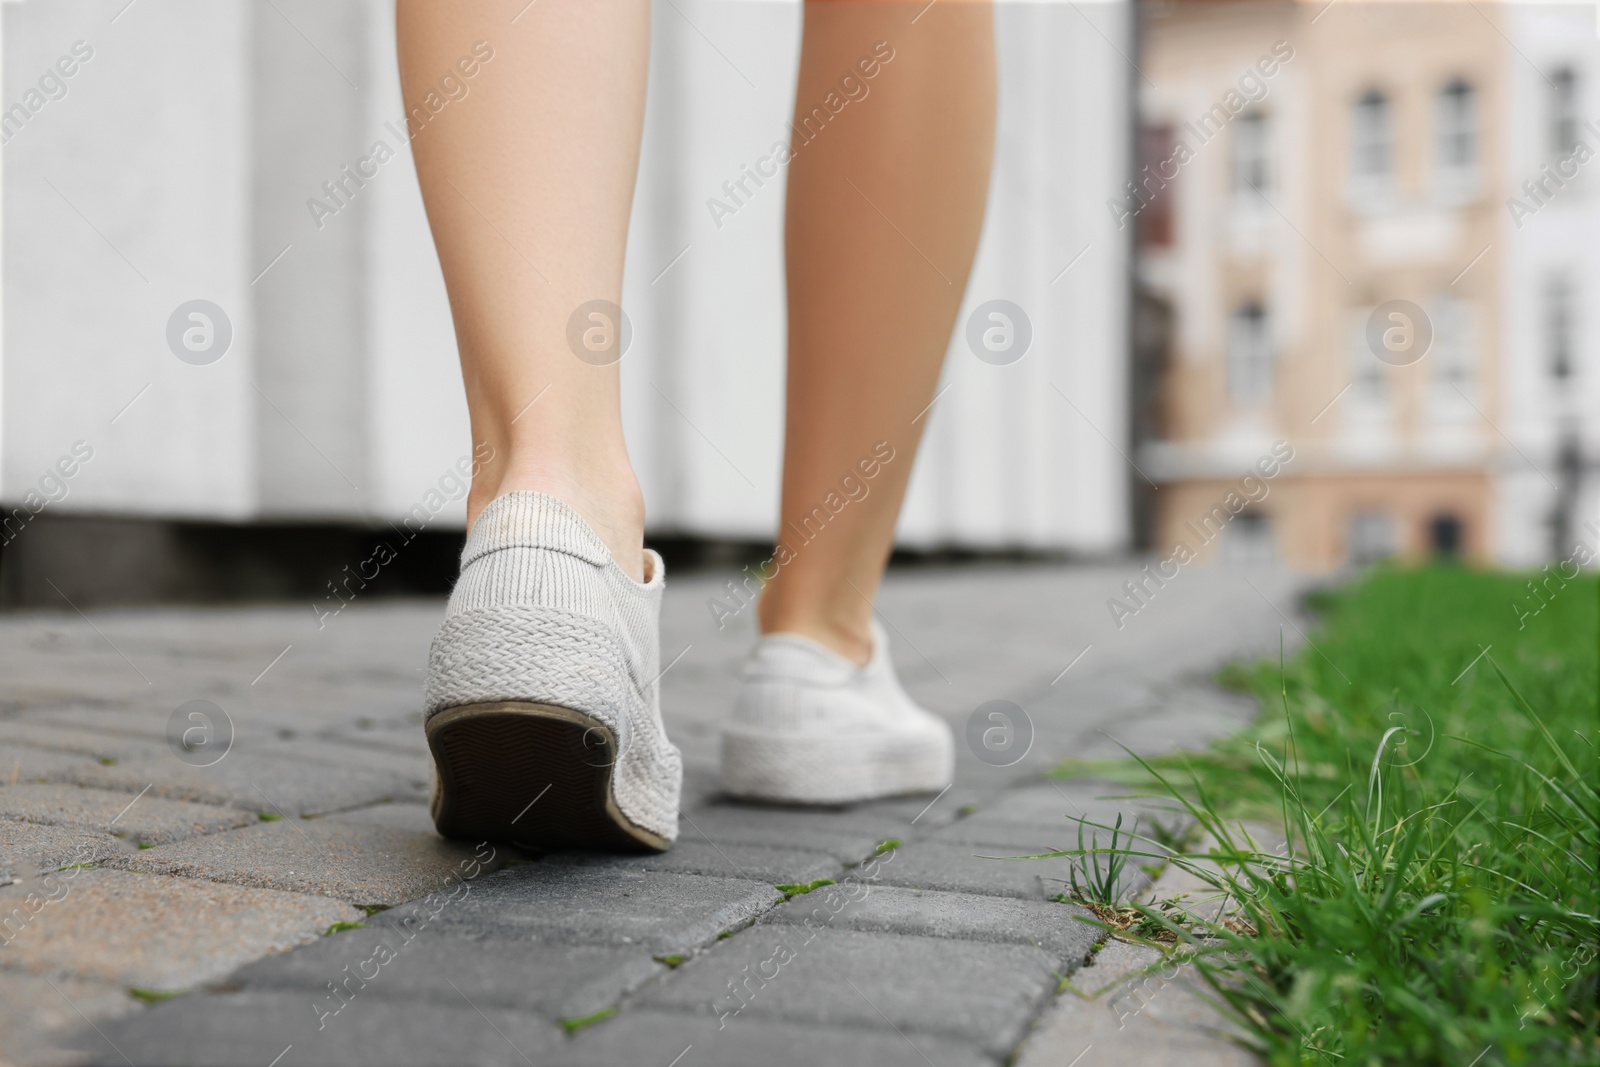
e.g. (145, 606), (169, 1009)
(425, 490), (680, 841)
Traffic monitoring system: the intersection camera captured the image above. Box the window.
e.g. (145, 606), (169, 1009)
(1350, 310), (1388, 406)
(1225, 511), (1275, 563)
(1348, 512), (1396, 565)
(1227, 301), (1273, 404)
(1351, 89), (1393, 197)
(1434, 79), (1478, 195)
(1232, 111), (1269, 197)
(1551, 67), (1580, 155)
(1430, 294), (1476, 392)
(1546, 275), (1574, 380)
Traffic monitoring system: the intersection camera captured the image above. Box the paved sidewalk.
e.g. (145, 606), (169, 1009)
(0, 559), (1303, 1067)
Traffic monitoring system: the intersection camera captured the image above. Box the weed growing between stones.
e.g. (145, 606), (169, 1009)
(558, 1007), (616, 1034)
(774, 878), (836, 901)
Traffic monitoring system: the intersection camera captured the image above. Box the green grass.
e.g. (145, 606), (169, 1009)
(1051, 565), (1599, 1065)
(875, 838), (900, 855)
(653, 953), (686, 968)
(257, 812), (283, 822)
(323, 921), (369, 936)
(127, 987), (184, 1003)
(774, 878), (836, 901)
(558, 1007), (616, 1033)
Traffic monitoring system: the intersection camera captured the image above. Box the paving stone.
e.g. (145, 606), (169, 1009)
(675, 803), (908, 864)
(322, 801), (437, 832)
(563, 1008), (996, 1067)
(0, 722), (173, 763)
(0, 870), (360, 991)
(868, 839), (1088, 900)
(1068, 679), (1260, 752)
(0, 725), (426, 817)
(373, 864), (780, 954)
(544, 839), (840, 885)
(935, 780), (1178, 849)
(1013, 939), (1261, 1067)
(87, 989), (566, 1067)
(0, 972), (141, 1067)
(0, 783), (257, 845)
(233, 927), (663, 1022)
(768, 883), (1098, 966)
(62, 752), (424, 817)
(0, 817), (129, 878)
(839, 788), (994, 830)
(106, 819), (502, 907)
(638, 927), (1057, 1055)
(0, 742), (100, 785)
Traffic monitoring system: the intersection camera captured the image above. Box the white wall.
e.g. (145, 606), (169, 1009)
(3, 0), (1131, 552)
(3, 0), (258, 520)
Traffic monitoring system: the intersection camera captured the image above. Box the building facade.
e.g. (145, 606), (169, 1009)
(1136, 0), (1597, 572)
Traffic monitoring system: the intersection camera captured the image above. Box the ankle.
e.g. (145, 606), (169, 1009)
(468, 452), (646, 581)
(756, 597), (873, 665)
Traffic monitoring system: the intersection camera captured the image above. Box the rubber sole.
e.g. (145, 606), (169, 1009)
(426, 701), (670, 853)
(720, 725), (952, 805)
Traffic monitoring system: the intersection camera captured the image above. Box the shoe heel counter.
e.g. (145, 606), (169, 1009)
(448, 544), (609, 616)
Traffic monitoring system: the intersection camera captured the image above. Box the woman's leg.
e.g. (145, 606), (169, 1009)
(758, 0), (997, 662)
(396, 0), (650, 581)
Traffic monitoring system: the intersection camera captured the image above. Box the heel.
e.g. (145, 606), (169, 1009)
(427, 702), (670, 852)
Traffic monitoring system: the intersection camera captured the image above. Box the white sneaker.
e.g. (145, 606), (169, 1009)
(720, 620), (953, 804)
(423, 491), (681, 852)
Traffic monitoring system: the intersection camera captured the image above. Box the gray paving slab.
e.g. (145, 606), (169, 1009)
(0, 817), (129, 878)
(0, 972), (141, 1067)
(674, 803), (911, 864)
(0, 563), (1303, 1066)
(321, 800), (438, 832)
(232, 927), (663, 1022)
(1014, 938), (1262, 1067)
(61, 752), (422, 817)
(0, 869), (361, 991)
(937, 780), (1178, 845)
(768, 882), (1099, 966)
(638, 927), (1058, 1055)
(86, 989), (567, 1067)
(0, 783), (257, 845)
(0, 721), (172, 764)
(371, 864), (780, 954)
(562, 1009), (997, 1067)
(106, 818), (502, 907)
(868, 839), (1091, 900)
(543, 839), (840, 885)
(0, 742), (101, 785)
(0, 705), (429, 808)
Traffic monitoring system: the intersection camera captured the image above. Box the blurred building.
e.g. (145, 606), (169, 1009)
(1135, 0), (1600, 572)
(0, 0), (1135, 604)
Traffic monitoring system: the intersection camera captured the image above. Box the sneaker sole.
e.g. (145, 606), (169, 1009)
(426, 701), (671, 853)
(719, 726), (952, 805)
